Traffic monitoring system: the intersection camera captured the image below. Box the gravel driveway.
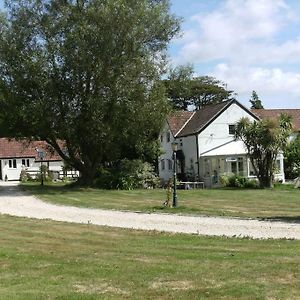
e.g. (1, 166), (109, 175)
(0, 181), (300, 240)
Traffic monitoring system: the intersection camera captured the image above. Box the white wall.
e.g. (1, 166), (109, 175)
(0, 158), (65, 181)
(158, 123), (175, 182)
(1, 158), (35, 181)
(180, 135), (198, 179)
(198, 103), (257, 155)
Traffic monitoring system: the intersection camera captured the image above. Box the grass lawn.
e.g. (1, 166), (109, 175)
(22, 182), (300, 220)
(0, 214), (299, 299)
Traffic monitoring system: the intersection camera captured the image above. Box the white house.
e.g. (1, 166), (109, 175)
(0, 138), (77, 181)
(159, 100), (287, 187)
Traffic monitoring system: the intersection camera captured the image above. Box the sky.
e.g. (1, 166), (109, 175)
(1, 0), (300, 108)
(169, 0), (300, 108)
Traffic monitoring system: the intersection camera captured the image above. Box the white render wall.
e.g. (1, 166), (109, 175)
(0, 158), (64, 181)
(179, 135), (198, 179)
(198, 103), (257, 155)
(158, 123), (175, 182)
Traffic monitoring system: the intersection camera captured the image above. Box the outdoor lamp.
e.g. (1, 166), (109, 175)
(171, 142), (178, 207)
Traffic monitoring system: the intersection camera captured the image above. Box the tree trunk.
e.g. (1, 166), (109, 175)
(259, 175), (273, 188)
(76, 165), (98, 186)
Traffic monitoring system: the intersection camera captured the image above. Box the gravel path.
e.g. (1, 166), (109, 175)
(0, 181), (300, 240)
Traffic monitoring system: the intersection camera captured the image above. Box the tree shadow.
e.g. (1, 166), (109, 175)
(260, 216), (300, 224)
(20, 183), (77, 196)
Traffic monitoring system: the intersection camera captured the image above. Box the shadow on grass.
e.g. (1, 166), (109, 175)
(260, 216), (300, 224)
(21, 183), (78, 195)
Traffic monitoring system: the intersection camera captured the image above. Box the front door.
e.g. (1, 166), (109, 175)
(0, 160), (2, 180)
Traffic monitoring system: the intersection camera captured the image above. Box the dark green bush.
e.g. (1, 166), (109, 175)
(94, 159), (159, 190)
(222, 174), (259, 188)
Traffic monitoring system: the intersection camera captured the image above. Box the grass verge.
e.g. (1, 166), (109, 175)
(0, 214), (299, 299)
(22, 182), (300, 220)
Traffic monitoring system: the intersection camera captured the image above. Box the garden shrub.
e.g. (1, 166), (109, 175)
(19, 170), (32, 182)
(220, 175), (229, 187)
(221, 174), (259, 188)
(94, 159), (160, 190)
(243, 179), (259, 189)
(36, 165), (53, 182)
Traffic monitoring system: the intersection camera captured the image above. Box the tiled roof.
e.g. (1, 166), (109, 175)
(252, 109), (300, 131)
(167, 111), (194, 136)
(176, 100), (233, 137)
(0, 138), (62, 161)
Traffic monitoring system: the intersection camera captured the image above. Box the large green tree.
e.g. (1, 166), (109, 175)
(0, 0), (180, 185)
(235, 115), (292, 188)
(163, 65), (235, 110)
(284, 134), (300, 179)
(249, 90), (264, 109)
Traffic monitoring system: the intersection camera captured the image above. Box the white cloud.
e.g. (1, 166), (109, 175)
(174, 0), (300, 65)
(212, 63), (300, 108)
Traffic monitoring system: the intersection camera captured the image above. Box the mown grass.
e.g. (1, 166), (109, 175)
(22, 182), (300, 220)
(0, 214), (299, 299)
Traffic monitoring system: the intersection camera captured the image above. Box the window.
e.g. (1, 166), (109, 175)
(249, 161), (256, 176)
(238, 157), (244, 176)
(9, 159), (17, 169)
(167, 132), (171, 143)
(229, 124), (236, 135)
(161, 159), (165, 171)
(168, 159), (173, 170)
(229, 157), (244, 176)
(275, 160), (281, 174)
(22, 159), (30, 167)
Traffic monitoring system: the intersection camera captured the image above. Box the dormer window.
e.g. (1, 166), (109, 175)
(229, 124), (236, 135)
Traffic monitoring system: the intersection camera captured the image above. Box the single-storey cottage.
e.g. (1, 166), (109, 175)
(0, 138), (73, 181)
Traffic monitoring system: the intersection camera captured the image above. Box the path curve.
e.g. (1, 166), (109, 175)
(0, 181), (300, 240)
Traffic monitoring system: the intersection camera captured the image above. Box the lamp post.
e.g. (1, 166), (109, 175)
(36, 148), (46, 186)
(171, 142), (178, 208)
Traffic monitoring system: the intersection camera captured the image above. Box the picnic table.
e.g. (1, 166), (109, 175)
(177, 181), (204, 189)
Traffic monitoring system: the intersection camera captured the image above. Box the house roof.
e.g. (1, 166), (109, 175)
(167, 111), (194, 136)
(252, 109), (300, 131)
(177, 101), (231, 137)
(174, 99), (258, 137)
(0, 138), (62, 161)
(201, 140), (248, 157)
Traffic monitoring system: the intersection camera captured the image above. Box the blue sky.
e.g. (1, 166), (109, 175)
(1, 0), (300, 108)
(169, 0), (300, 108)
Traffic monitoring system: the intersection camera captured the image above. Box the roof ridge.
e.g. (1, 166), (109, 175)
(175, 111), (196, 137)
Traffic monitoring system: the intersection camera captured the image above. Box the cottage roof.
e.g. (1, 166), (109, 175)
(252, 109), (300, 131)
(0, 138), (62, 161)
(177, 101), (233, 137)
(167, 111), (194, 136)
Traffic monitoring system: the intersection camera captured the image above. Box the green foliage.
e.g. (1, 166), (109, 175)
(235, 114), (292, 188)
(163, 65), (236, 110)
(221, 174), (259, 188)
(19, 170), (32, 182)
(249, 90), (264, 109)
(220, 175), (229, 187)
(0, 0), (180, 185)
(284, 134), (300, 179)
(95, 159), (160, 190)
(35, 165), (53, 182)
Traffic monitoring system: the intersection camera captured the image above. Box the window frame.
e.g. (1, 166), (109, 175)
(8, 159), (17, 169)
(228, 124), (236, 135)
